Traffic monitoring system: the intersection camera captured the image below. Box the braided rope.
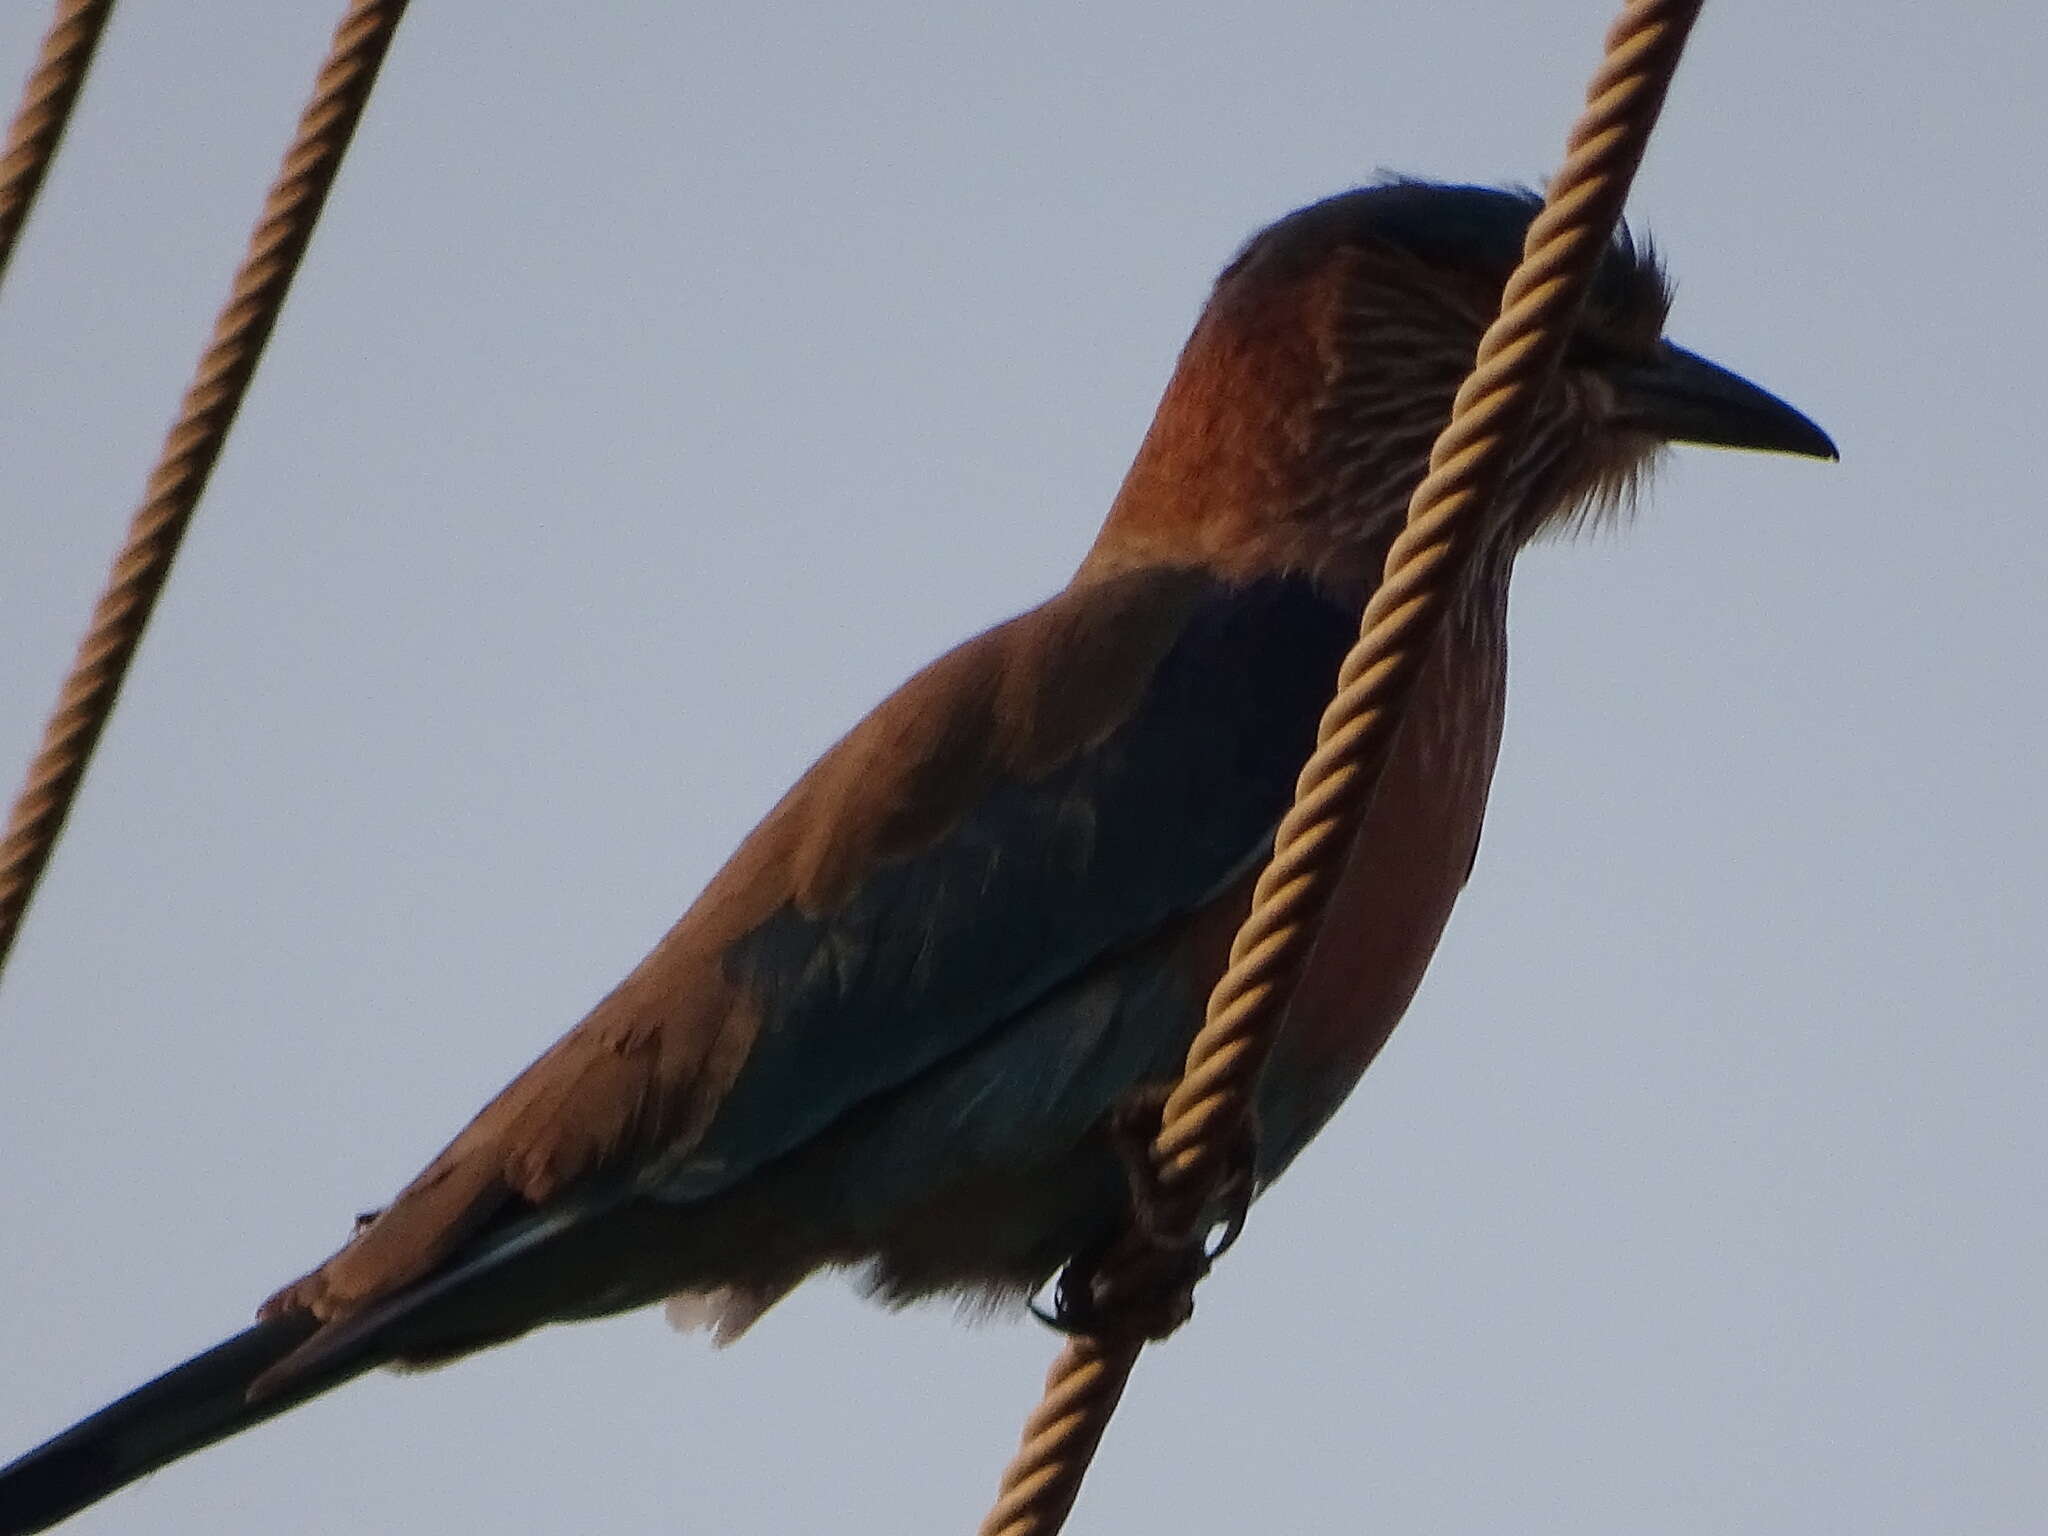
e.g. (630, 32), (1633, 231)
(976, 3), (1705, 1531)
(0, 0), (115, 290)
(0, 0), (410, 987)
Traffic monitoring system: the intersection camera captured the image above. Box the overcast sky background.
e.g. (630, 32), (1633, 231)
(1, 4), (2042, 1533)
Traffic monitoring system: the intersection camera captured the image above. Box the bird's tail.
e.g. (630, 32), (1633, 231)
(0, 1194), (624, 1532)
(0, 1313), (374, 1534)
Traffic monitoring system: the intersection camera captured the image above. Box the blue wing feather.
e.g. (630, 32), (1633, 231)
(660, 571), (1357, 1201)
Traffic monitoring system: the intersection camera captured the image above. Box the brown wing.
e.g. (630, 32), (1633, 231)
(261, 566), (1217, 1325)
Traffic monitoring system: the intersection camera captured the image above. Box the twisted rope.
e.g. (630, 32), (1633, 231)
(976, 2), (1705, 1531)
(0, 0), (410, 988)
(978, 1338), (1142, 1536)
(0, 0), (115, 290)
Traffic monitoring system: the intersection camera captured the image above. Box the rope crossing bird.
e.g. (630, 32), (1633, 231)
(0, 180), (1834, 1533)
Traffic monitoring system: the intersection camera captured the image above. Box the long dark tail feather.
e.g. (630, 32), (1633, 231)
(1, 1191), (633, 1533)
(248, 1194), (607, 1401)
(0, 1313), (378, 1534)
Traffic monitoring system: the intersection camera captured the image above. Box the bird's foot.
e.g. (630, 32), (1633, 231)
(1030, 1233), (1207, 1343)
(1026, 1087), (1262, 1342)
(1107, 1083), (1259, 1261)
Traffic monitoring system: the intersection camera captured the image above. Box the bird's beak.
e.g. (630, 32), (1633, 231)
(1611, 343), (1837, 460)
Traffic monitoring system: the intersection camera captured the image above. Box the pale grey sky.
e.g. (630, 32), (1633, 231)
(1, 3), (2042, 1533)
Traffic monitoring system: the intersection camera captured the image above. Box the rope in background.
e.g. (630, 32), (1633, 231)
(0, 0), (411, 990)
(0, 0), (115, 291)
(975, 2), (1706, 1530)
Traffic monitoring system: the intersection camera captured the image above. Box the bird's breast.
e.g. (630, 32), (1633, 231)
(1252, 586), (1510, 1175)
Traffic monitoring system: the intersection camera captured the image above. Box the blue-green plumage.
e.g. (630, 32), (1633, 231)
(694, 570), (1357, 1205)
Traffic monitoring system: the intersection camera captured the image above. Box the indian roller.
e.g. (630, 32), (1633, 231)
(0, 179), (1835, 1532)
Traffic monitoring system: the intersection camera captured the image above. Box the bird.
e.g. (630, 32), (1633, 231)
(0, 179), (1835, 1532)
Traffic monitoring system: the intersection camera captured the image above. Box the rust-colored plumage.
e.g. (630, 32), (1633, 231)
(0, 179), (1833, 1535)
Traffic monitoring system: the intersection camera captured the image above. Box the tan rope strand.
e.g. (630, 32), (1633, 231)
(976, 3), (1704, 1531)
(0, 0), (410, 988)
(0, 0), (116, 290)
(977, 1337), (1142, 1536)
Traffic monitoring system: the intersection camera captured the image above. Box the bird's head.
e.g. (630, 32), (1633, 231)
(1087, 179), (1835, 595)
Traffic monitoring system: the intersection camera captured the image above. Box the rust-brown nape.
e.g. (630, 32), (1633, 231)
(1080, 246), (1362, 584)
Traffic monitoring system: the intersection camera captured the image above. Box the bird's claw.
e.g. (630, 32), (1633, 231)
(1108, 1083), (1260, 1258)
(1026, 1087), (1261, 1341)
(1031, 1237), (1206, 1343)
